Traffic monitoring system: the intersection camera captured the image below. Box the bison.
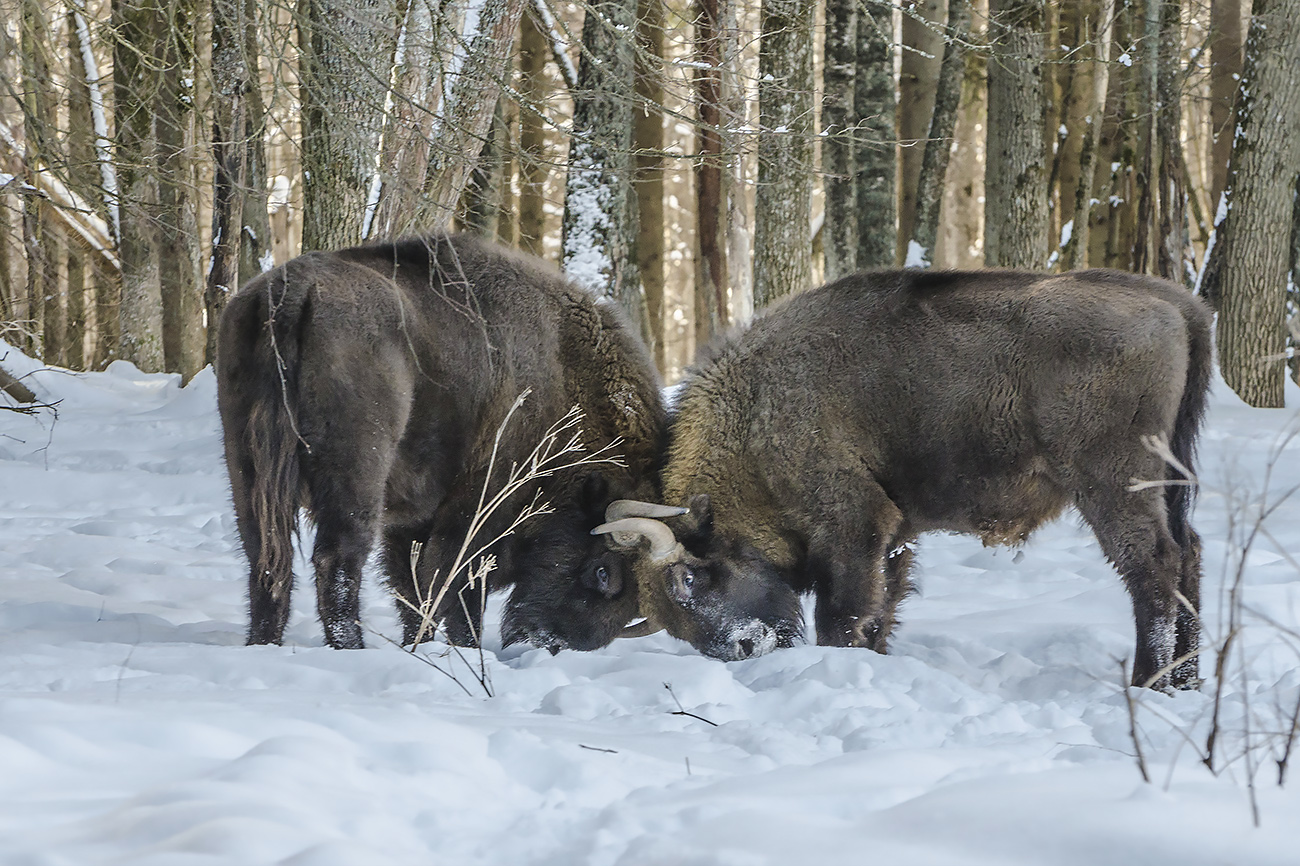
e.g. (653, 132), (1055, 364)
(596, 268), (1213, 691)
(217, 232), (671, 652)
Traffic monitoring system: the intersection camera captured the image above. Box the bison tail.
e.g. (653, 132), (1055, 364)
(1166, 305), (1213, 548)
(220, 276), (312, 644)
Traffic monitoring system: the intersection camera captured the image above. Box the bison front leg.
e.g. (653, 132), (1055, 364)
(811, 480), (906, 652)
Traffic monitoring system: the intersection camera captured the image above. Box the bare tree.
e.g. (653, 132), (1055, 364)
(821, 0), (856, 280)
(1206, 0), (1300, 407)
(696, 0), (730, 338)
(753, 0), (814, 307)
(208, 0), (271, 366)
(561, 0), (648, 341)
(517, 7), (549, 257)
(984, 0), (1048, 268)
(298, 0), (401, 250)
(1209, 0), (1245, 210)
(636, 0), (666, 362)
(112, 0), (168, 371)
(898, 0), (945, 258)
(1064, 0), (1115, 270)
(855, 4), (897, 269)
(910, 0), (973, 267)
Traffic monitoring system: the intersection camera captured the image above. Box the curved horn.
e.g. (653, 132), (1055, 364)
(619, 617), (662, 639)
(604, 499), (689, 522)
(591, 517), (682, 561)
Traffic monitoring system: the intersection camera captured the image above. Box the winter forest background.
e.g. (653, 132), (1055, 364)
(1, 0), (1298, 408)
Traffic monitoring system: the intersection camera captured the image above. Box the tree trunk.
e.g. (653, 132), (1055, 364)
(299, 0), (401, 250)
(696, 0), (729, 343)
(1209, 0), (1244, 210)
(1209, 0), (1300, 407)
(985, 0), (1048, 268)
(20, 0), (54, 359)
(157, 0), (205, 379)
(821, 0), (857, 280)
(636, 0), (666, 362)
(754, 0), (815, 308)
(911, 0), (973, 266)
(1154, 0), (1186, 282)
(898, 0), (946, 260)
(419, 0), (530, 231)
(517, 8), (549, 258)
(113, 0), (166, 371)
(562, 0), (648, 342)
(855, 6), (897, 269)
(1065, 0), (1115, 269)
(461, 99), (508, 237)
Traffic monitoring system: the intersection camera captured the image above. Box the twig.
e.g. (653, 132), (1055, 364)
(364, 623), (474, 698)
(579, 744), (617, 754)
(664, 682), (719, 727)
(1121, 659), (1151, 783)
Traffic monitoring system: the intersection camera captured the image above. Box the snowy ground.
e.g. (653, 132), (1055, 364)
(2, 340), (1300, 866)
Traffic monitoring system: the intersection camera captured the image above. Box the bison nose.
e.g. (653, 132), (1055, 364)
(735, 638), (755, 658)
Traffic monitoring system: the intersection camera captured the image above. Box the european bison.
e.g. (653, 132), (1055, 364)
(217, 232), (668, 651)
(596, 269), (1213, 691)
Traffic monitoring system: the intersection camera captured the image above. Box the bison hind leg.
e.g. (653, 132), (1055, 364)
(1077, 489), (1184, 691)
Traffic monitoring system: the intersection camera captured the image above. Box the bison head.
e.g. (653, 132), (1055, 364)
(592, 494), (804, 661)
(499, 477), (686, 653)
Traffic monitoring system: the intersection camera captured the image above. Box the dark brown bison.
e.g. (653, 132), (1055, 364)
(596, 268), (1213, 691)
(217, 232), (670, 651)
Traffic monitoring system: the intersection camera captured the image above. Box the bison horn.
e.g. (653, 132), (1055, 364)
(619, 617), (661, 639)
(591, 517), (682, 561)
(604, 499), (689, 522)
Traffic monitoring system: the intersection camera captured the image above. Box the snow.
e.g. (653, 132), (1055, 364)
(3, 341), (1300, 864)
(904, 240), (930, 269)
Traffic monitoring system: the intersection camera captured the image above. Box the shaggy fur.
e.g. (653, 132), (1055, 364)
(217, 233), (666, 651)
(622, 268), (1212, 691)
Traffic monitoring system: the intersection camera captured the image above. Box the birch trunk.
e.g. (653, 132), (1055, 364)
(753, 0), (815, 307)
(984, 0), (1048, 268)
(1209, 0), (1300, 407)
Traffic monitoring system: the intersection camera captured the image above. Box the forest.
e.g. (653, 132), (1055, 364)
(1, 0), (1298, 406)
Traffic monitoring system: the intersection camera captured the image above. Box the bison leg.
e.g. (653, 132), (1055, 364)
(380, 524), (434, 646)
(811, 479), (905, 652)
(1172, 526), (1203, 689)
(1077, 490), (1184, 691)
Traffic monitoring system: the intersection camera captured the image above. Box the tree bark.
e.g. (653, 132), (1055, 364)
(636, 0), (666, 363)
(419, 0), (530, 231)
(157, 0), (205, 379)
(855, 6), (897, 269)
(1065, 0), (1115, 270)
(898, 0), (945, 260)
(20, 0), (54, 360)
(911, 0), (973, 266)
(821, 0), (857, 280)
(1209, 0), (1244, 210)
(696, 0), (729, 342)
(562, 0), (649, 342)
(985, 0), (1048, 269)
(112, 0), (166, 371)
(461, 98), (508, 237)
(753, 0), (815, 308)
(299, 0), (401, 250)
(1209, 0), (1300, 407)
(517, 8), (549, 258)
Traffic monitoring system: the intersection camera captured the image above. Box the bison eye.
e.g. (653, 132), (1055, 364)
(671, 566), (698, 605)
